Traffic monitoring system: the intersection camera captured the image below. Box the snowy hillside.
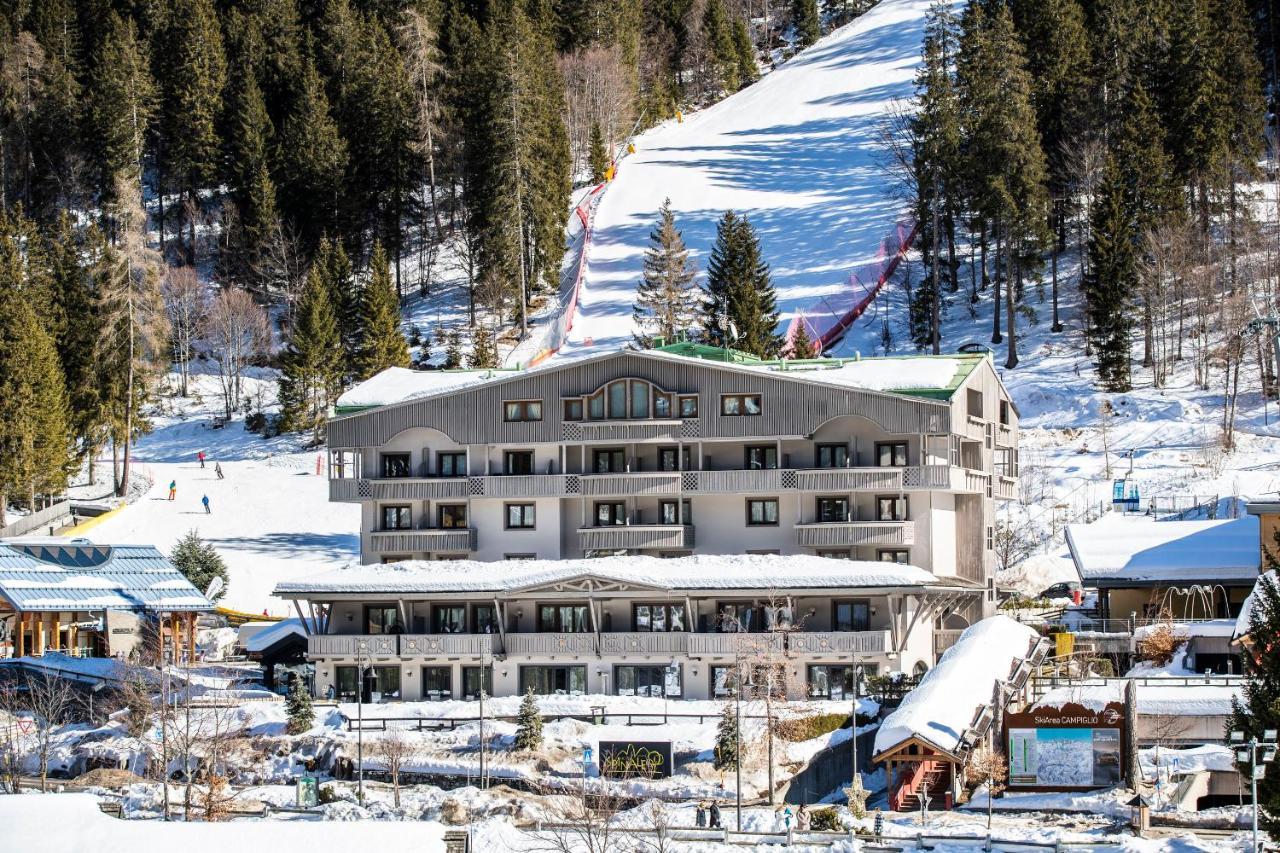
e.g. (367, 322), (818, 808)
(558, 0), (935, 357)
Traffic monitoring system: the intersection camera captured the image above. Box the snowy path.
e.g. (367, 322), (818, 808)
(558, 0), (936, 357)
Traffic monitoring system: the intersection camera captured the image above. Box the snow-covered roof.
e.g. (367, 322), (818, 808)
(1235, 570), (1277, 638)
(1064, 515), (1260, 585)
(333, 366), (519, 411)
(1037, 682), (1241, 718)
(873, 616), (1041, 758)
(242, 618), (306, 653)
(0, 540), (213, 612)
(274, 553), (941, 597)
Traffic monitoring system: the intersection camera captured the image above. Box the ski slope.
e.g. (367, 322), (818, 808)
(557, 0), (936, 358)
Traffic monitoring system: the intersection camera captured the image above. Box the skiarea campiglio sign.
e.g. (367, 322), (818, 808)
(1004, 703), (1126, 792)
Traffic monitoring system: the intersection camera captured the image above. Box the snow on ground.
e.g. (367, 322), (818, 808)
(79, 369), (359, 615)
(560, 0), (938, 357)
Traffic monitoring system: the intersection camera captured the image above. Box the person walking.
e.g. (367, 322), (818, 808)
(709, 801), (721, 829)
(797, 804), (810, 831)
(167, 480), (176, 501)
(201, 494), (210, 514)
(215, 462), (224, 480)
(197, 450), (206, 468)
(695, 801), (706, 828)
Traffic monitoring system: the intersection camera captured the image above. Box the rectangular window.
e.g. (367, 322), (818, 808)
(615, 665), (678, 697)
(538, 604), (590, 632)
(592, 448), (625, 473)
(633, 603), (686, 632)
(433, 605), (467, 633)
(816, 444), (848, 468)
(608, 381), (627, 418)
(422, 666), (452, 699)
(437, 452), (466, 477)
(438, 504), (467, 529)
(335, 665), (401, 702)
(716, 602), (758, 632)
(381, 505), (412, 530)
(807, 664), (877, 700)
(967, 388), (983, 419)
(365, 604), (402, 635)
(816, 497), (849, 523)
(999, 399), (1010, 425)
(462, 665), (493, 700)
(995, 447), (1013, 478)
(520, 665), (587, 696)
(380, 453), (411, 478)
(595, 501), (626, 526)
(720, 394), (762, 416)
(657, 447), (690, 471)
(658, 499), (692, 525)
(878, 549), (910, 564)
(473, 604), (499, 633)
(563, 399), (584, 421)
(505, 503), (536, 529)
(744, 445), (778, 470)
(711, 665), (740, 698)
(588, 391), (605, 420)
(504, 400), (543, 422)
(504, 450), (534, 475)
(717, 663), (785, 698)
(630, 381), (650, 419)
(877, 442), (908, 467)
(834, 600), (870, 632)
(986, 525), (994, 550)
(654, 393), (673, 419)
(747, 498), (779, 526)
(876, 495), (907, 521)
(817, 550), (850, 559)
(679, 396), (699, 418)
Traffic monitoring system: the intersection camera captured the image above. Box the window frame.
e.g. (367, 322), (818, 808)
(833, 599), (871, 632)
(875, 494), (908, 521)
(380, 452), (412, 479)
(421, 666), (452, 699)
(816, 496), (849, 523)
(438, 504), (468, 529)
(657, 446), (690, 472)
(878, 549), (910, 564)
(876, 441), (909, 468)
(503, 400), (543, 422)
(720, 393), (763, 416)
(537, 603), (591, 633)
(632, 602), (687, 632)
(594, 501), (627, 526)
(364, 604), (402, 635)
(563, 399), (584, 421)
(614, 664), (679, 697)
(658, 498), (692, 525)
(380, 504), (413, 531)
(504, 450), (535, 475)
(678, 395), (699, 418)
(432, 604), (467, 634)
(505, 502), (536, 529)
(591, 447), (626, 473)
(746, 498), (780, 527)
(744, 445), (779, 470)
(816, 443), (848, 468)
(437, 451), (467, 478)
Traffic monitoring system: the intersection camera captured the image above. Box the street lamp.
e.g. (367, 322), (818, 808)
(1231, 728), (1278, 852)
(356, 640), (369, 804)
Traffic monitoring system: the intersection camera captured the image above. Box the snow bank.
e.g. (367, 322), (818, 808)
(1065, 515), (1260, 583)
(873, 616), (1040, 756)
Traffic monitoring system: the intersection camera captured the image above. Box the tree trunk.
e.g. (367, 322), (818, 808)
(990, 223), (1002, 345)
(1051, 202), (1063, 332)
(1004, 243), (1017, 369)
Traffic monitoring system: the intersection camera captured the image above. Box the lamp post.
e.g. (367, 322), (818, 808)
(356, 640), (369, 804)
(735, 674), (743, 831)
(1231, 728), (1278, 853)
(851, 656), (862, 787)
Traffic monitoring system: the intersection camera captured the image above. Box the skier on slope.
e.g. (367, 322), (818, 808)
(215, 462), (224, 480)
(168, 480), (176, 501)
(201, 494), (210, 514)
(197, 450), (206, 468)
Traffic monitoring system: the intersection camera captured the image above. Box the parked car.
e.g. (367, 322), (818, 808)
(1039, 581), (1083, 600)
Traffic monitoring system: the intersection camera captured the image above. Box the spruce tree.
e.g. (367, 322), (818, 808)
(86, 13), (156, 205)
(469, 327), (499, 368)
(277, 57), (348, 252)
(792, 0), (822, 49)
(731, 19), (759, 88)
(226, 71), (278, 271)
(444, 329), (464, 368)
(279, 265), (343, 443)
(702, 211), (781, 358)
(703, 0), (740, 91)
(1229, 571), (1280, 832)
(285, 672), (315, 734)
(314, 238), (359, 378)
(48, 215), (105, 469)
(1083, 156), (1135, 392)
(354, 242), (410, 381)
(514, 688), (543, 751)
(789, 320), (818, 359)
(588, 122), (609, 183)
(170, 530), (230, 600)
(633, 199), (699, 348)
(714, 704), (739, 770)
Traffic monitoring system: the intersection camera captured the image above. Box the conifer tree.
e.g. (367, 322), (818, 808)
(702, 211), (781, 358)
(354, 242), (410, 380)
(633, 199), (699, 348)
(86, 13), (155, 206)
(279, 265), (343, 443)
(314, 238), (359, 378)
(1083, 156), (1135, 392)
(443, 329), (464, 368)
(170, 530), (230, 600)
(48, 214), (104, 468)
(226, 71), (278, 272)
(469, 326), (498, 368)
(277, 57), (348, 252)
(588, 122), (609, 183)
(703, 0), (740, 91)
(285, 672), (314, 734)
(1229, 569), (1280, 831)
(792, 0), (822, 49)
(514, 688), (543, 751)
(714, 704), (739, 770)
(789, 320), (818, 359)
(731, 19), (759, 88)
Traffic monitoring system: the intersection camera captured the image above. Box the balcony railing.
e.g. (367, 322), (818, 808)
(577, 524), (694, 551)
(329, 477), (469, 502)
(598, 632), (691, 654)
(369, 528), (476, 554)
(788, 630), (891, 655)
(399, 634), (494, 656)
(504, 633), (598, 655)
(796, 468), (901, 492)
(308, 634), (399, 656)
(470, 474), (568, 498)
(794, 521), (914, 547)
(994, 476), (1017, 500)
(687, 633), (784, 655)
(684, 469), (794, 493)
(579, 472), (681, 497)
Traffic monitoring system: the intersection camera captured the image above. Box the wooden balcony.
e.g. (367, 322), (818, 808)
(329, 477), (469, 502)
(796, 468), (902, 492)
(470, 474), (568, 498)
(687, 633), (784, 656)
(577, 524), (694, 551)
(579, 472), (681, 497)
(504, 633), (598, 655)
(932, 629), (965, 657)
(575, 421), (685, 442)
(789, 630), (891, 655)
(994, 476), (1017, 501)
(369, 528), (476, 554)
(795, 521), (914, 548)
(684, 469), (795, 494)
(308, 634), (399, 656)
(598, 632), (691, 655)
(399, 634), (494, 656)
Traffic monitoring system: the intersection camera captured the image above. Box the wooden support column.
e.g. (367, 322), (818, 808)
(35, 616), (45, 656)
(51, 615), (61, 651)
(187, 613), (196, 663)
(170, 613), (179, 664)
(16, 613), (25, 658)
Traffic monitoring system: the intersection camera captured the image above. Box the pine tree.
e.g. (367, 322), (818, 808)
(86, 13), (156, 205)
(713, 704), (739, 770)
(354, 242), (410, 380)
(702, 211), (781, 358)
(588, 122), (609, 183)
(792, 0), (822, 49)
(1229, 569), (1280, 831)
(789, 319), (818, 359)
(279, 265), (343, 443)
(731, 19), (759, 88)
(226, 71), (278, 272)
(314, 238), (359, 379)
(469, 327), (498, 368)
(277, 57), (348, 252)
(170, 530), (230, 600)
(514, 688), (543, 751)
(444, 329), (464, 368)
(702, 0), (740, 91)
(285, 671), (314, 734)
(1083, 156), (1135, 392)
(48, 215), (105, 469)
(633, 199), (699, 348)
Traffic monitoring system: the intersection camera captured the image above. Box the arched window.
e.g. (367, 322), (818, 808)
(563, 379), (692, 421)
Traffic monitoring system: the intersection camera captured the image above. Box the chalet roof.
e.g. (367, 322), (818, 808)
(0, 539), (213, 612)
(1064, 515), (1260, 586)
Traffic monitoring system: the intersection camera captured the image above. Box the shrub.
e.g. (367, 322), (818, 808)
(809, 807), (843, 831)
(1137, 624), (1186, 666)
(776, 712), (849, 742)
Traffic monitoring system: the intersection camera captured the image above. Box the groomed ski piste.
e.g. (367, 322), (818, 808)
(545, 0), (936, 362)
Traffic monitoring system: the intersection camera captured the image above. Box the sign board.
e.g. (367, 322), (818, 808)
(598, 740), (673, 779)
(296, 777), (318, 808)
(1005, 702), (1126, 792)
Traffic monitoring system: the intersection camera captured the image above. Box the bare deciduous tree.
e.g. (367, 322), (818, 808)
(203, 288), (270, 421)
(20, 670), (77, 792)
(161, 266), (207, 397)
(966, 746), (1007, 830)
(368, 726), (418, 809)
(560, 46), (634, 178)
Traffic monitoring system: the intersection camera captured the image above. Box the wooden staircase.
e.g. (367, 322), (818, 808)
(890, 760), (951, 811)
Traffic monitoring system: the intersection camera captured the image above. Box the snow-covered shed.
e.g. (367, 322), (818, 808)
(1064, 515), (1260, 621)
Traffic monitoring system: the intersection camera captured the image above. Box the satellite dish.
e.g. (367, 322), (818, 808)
(204, 577), (224, 601)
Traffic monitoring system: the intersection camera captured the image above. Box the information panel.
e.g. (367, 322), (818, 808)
(1004, 703), (1126, 792)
